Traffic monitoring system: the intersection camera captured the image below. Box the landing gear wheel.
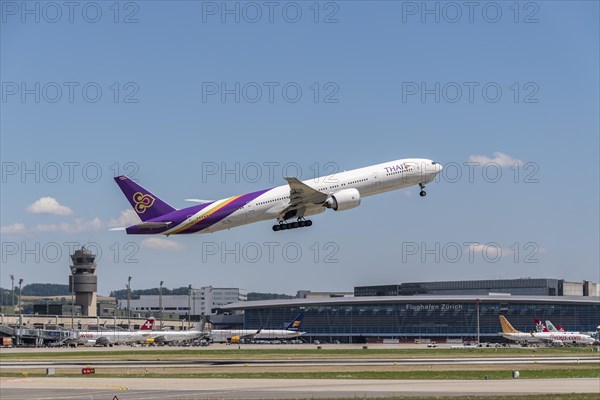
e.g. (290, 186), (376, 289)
(420, 190), (427, 197)
(273, 219), (313, 231)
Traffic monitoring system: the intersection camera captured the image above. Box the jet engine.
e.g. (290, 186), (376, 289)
(325, 188), (361, 211)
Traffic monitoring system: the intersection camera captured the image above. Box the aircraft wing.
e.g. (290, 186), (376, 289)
(239, 329), (261, 339)
(150, 334), (167, 343)
(280, 177), (328, 219)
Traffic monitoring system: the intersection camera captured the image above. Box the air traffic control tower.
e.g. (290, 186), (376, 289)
(68, 247), (97, 316)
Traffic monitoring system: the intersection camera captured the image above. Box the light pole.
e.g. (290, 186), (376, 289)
(159, 281), (164, 329)
(17, 278), (23, 313)
(476, 298), (480, 345)
(192, 290), (196, 316)
(10, 275), (15, 310)
(188, 284), (192, 329)
(127, 276), (132, 329)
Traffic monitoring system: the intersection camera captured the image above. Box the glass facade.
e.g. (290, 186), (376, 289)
(240, 297), (600, 340)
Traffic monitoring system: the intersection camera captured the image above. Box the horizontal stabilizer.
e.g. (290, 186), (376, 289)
(109, 227), (127, 231)
(131, 221), (173, 230)
(185, 199), (214, 204)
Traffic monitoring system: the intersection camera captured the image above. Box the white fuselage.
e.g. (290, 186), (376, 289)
(144, 330), (204, 343)
(76, 330), (148, 345)
(502, 331), (596, 345)
(197, 158), (441, 233)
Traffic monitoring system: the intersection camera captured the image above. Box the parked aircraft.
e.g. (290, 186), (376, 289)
(208, 313), (305, 343)
(75, 318), (155, 346)
(500, 316), (596, 346)
(113, 158), (443, 234)
(140, 318), (206, 344)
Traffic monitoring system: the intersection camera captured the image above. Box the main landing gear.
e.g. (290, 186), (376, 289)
(272, 218), (313, 231)
(419, 183), (427, 197)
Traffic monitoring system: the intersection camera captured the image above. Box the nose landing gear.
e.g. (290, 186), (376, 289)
(419, 183), (427, 197)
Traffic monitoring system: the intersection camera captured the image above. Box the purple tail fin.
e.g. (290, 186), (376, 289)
(114, 176), (176, 221)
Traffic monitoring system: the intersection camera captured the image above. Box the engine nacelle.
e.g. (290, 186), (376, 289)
(326, 188), (361, 211)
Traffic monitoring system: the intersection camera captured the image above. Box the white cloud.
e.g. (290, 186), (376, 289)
(107, 209), (140, 228)
(33, 218), (103, 233)
(0, 223), (27, 234)
(468, 152), (524, 167)
(141, 237), (184, 251)
(26, 197), (73, 216)
(467, 243), (505, 258)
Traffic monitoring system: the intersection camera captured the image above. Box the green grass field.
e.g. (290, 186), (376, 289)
(2, 346), (599, 360)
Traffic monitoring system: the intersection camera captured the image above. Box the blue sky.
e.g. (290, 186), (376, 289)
(1, 1), (598, 295)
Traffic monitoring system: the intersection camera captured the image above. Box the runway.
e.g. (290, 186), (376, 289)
(2, 356), (599, 369)
(1, 377), (599, 399)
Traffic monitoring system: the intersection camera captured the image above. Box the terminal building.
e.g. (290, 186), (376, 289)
(222, 278), (600, 343)
(354, 278), (600, 297)
(118, 287), (247, 318)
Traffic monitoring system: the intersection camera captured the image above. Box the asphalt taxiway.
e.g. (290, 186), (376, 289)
(1, 377), (599, 399)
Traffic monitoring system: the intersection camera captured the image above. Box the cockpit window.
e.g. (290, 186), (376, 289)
(431, 161), (437, 165)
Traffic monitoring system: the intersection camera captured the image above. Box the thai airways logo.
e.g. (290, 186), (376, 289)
(133, 192), (155, 214)
(384, 163), (413, 174)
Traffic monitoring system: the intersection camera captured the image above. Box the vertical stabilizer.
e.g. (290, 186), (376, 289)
(286, 313), (304, 331)
(499, 315), (520, 334)
(114, 176), (176, 221)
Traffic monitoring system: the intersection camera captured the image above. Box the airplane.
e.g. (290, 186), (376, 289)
(113, 158), (443, 234)
(75, 318), (155, 346)
(208, 313), (305, 343)
(535, 318), (584, 335)
(500, 315), (596, 346)
(140, 318), (207, 344)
